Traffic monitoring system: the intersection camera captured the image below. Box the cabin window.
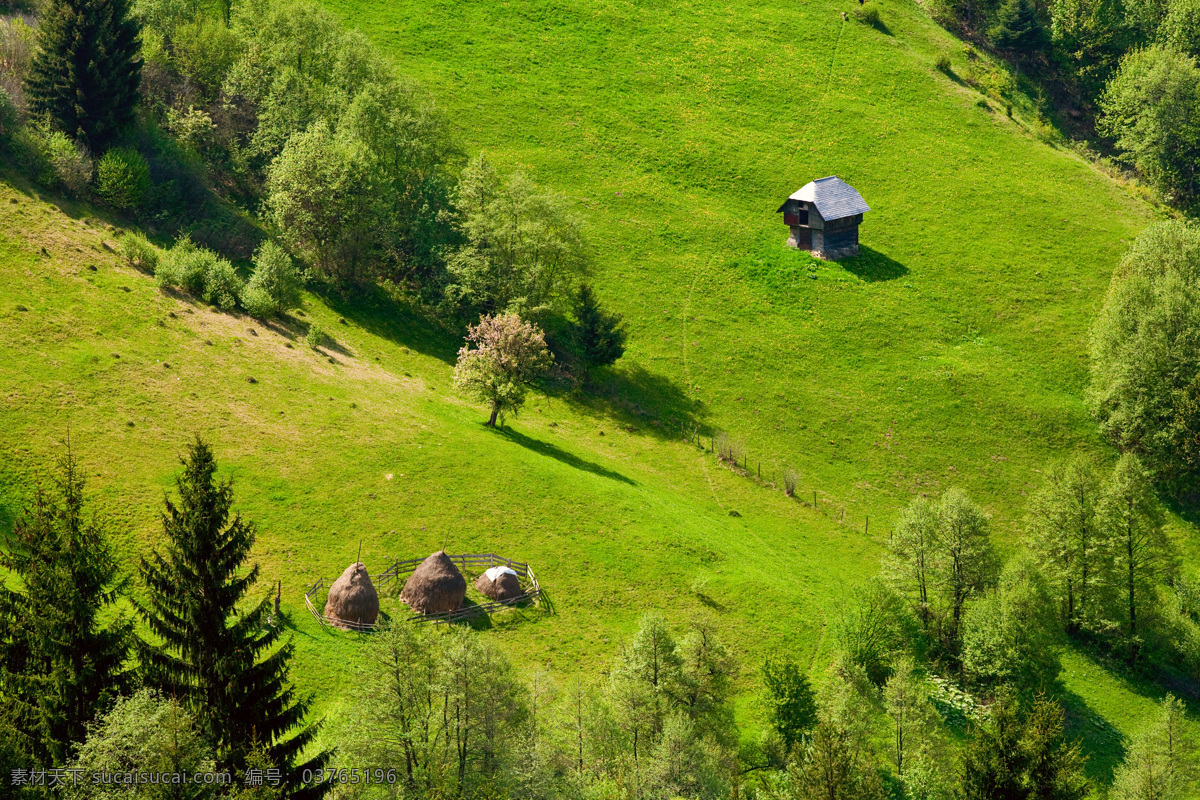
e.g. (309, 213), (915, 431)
(796, 209), (809, 225)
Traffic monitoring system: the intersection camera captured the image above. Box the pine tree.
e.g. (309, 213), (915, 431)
(0, 445), (131, 765)
(136, 438), (328, 796)
(24, 0), (142, 147)
(571, 283), (627, 374)
(989, 0), (1047, 56)
(960, 690), (1090, 800)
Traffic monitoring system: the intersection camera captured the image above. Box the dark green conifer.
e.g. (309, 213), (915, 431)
(0, 445), (132, 765)
(960, 689), (1090, 799)
(24, 0), (142, 147)
(137, 438), (328, 795)
(571, 283), (627, 374)
(989, 0), (1047, 55)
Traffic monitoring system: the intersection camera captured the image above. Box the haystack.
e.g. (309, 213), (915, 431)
(401, 550), (466, 614)
(323, 562), (379, 630)
(474, 565), (524, 602)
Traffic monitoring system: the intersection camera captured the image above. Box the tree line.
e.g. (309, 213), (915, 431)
(929, 0), (1200, 210)
(3, 439), (1198, 799)
(0, 0), (628, 387)
(1, 439), (327, 799)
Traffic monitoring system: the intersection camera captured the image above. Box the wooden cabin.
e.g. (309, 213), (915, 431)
(777, 176), (870, 260)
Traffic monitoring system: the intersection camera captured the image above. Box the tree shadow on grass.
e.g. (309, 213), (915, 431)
(551, 363), (709, 444)
(1054, 642), (1200, 785)
(314, 283), (461, 364)
(311, 284), (709, 445)
(494, 426), (637, 486)
(865, 17), (893, 35)
(938, 64), (967, 86)
(839, 245), (909, 282)
(1056, 686), (1126, 786)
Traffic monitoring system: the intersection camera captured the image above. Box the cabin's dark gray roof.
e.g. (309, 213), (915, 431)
(776, 176), (870, 220)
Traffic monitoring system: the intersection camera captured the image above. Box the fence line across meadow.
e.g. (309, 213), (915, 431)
(304, 553), (543, 630)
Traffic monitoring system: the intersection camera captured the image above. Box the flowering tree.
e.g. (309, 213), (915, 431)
(453, 313), (552, 427)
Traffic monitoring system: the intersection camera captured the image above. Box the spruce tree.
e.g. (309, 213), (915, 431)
(0, 445), (132, 765)
(570, 283), (627, 374)
(24, 0), (142, 147)
(137, 438), (328, 795)
(989, 0), (1047, 56)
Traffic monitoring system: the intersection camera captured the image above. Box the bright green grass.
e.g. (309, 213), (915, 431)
(1, 0), (1197, 780)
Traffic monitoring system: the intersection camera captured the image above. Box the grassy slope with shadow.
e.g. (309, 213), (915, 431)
(313, 0), (1198, 774)
(2, 0), (1198, 780)
(0, 178), (878, 757)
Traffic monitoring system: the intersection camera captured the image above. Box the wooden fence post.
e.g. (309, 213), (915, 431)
(813, 490), (817, 508)
(865, 516), (869, 535)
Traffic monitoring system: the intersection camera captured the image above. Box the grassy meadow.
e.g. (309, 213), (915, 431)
(1, 0), (1196, 783)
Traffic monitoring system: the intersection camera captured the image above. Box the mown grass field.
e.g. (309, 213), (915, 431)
(0, 0), (1197, 784)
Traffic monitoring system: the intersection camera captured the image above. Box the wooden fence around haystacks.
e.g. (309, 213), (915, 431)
(304, 553), (544, 630)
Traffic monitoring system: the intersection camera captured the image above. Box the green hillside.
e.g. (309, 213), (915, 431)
(1, 0), (1196, 784)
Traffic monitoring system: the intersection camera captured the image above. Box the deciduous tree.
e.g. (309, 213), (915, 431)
(1026, 456), (1103, 633)
(1099, 453), (1177, 662)
(934, 489), (998, 652)
(883, 656), (939, 780)
(885, 495), (939, 630)
(64, 689), (219, 800)
(1099, 48), (1200, 207)
(243, 241), (304, 318)
(453, 313), (553, 427)
(1087, 221), (1200, 494)
(445, 153), (590, 319)
(961, 554), (1063, 690)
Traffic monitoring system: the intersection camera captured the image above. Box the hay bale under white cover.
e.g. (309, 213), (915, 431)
(473, 565), (524, 601)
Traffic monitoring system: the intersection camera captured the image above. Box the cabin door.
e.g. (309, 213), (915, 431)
(795, 228), (812, 250)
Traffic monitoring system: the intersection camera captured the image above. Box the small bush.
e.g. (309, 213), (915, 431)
(857, 3), (881, 26)
(305, 323), (325, 350)
(202, 258), (243, 310)
(244, 240), (303, 317)
(19, 124), (92, 196)
(156, 237), (207, 295)
(783, 468), (799, 497)
(241, 285), (275, 319)
(714, 432), (746, 465)
(156, 236), (241, 309)
(96, 148), (151, 212)
(119, 232), (159, 272)
(935, 53), (952, 73)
